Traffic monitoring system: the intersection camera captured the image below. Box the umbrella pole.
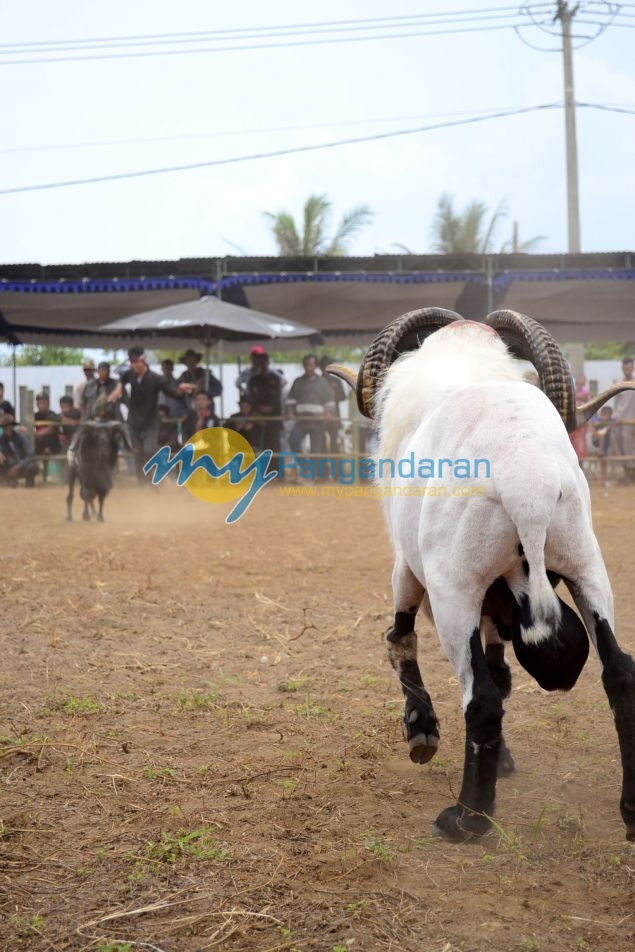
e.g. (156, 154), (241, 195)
(218, 339), (224, 421)
(12, 344), (17, 412)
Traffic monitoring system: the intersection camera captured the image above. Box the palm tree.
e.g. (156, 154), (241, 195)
(431, 194), (544, 254)
(264, 193), (373, 256)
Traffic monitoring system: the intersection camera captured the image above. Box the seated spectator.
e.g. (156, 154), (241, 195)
(182, 391), (219, 441)
(0, 381), (15, 420)
(59, 396), (82, 448)
(82, 361), (122, 421)
(34, 393), (62, 481)
(0, 414), (38, 487)
(224, 393), (264, 452)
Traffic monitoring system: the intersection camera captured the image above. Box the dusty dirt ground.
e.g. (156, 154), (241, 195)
(1, 479), (635, 952)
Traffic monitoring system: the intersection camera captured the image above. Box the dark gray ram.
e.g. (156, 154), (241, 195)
(66, 421), (131, 522)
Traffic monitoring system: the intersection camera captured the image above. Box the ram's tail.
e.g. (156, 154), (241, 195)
(513, 533), (561, 646)
(501, 491), (589, 692)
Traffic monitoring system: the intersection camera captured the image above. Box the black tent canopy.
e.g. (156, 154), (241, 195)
(1, 253), (634, 348)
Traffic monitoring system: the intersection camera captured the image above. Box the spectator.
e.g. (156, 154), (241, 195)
(286, 354), (335, 464)
(182, 390), (219, 442)
(0, 414), (38, 487)
(613, 357), (635, 484)
(159, 358), (188, 449)
(236, 345), (267, 394)
(319, 355), (346, 454)
(159, 359), (189, 418)
(75, 359), (97, 407)
(591, 404), (617, 487)
(246, 352), (283, 472)
(224, 393), (264, 452)
(59, 396), (82, 447)
(0, 381), (15, 420)
(34, 393), (62, 482)
(114, 346), (195, 483)
(82, 361), (122, 421)
(178, 349), (222, 416)
(570, 374), (591, 464)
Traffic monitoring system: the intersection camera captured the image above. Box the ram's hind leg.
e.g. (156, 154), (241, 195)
(432, 597), (504, 842)
(567, 575), (635, 840)
(483, 617), (515, 777)
(387, 561), (439, 765)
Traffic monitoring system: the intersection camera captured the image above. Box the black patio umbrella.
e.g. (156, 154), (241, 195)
(100, 295), (319, 413)
(100, 294), (318, 347)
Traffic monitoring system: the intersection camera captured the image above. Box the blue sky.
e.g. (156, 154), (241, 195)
(1, 0), (634, 264)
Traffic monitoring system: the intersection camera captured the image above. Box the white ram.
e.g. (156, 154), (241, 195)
(329, 307), (635, 842)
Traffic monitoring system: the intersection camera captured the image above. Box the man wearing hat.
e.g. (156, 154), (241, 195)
(177, 348), (222, 416)
(114, 346), (196, 483)
(75, 359), (97, 407)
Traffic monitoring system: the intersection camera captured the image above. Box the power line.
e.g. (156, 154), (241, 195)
(2, 100), (633, 156)
(0, 6), (548, 51)
(0, 11), (554, 65)
(0, 105), (560, 155)
(2, 101), (629, 197)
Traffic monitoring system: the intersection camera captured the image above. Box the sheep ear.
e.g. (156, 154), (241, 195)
(326, 364), (358, 395)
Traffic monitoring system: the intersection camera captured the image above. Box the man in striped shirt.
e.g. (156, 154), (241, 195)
(286, 355), (335, 463)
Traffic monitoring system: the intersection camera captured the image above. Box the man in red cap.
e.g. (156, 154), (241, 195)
(236, 345), (267, 394)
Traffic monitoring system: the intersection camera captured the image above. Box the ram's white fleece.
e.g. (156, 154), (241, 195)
(375, 322), (525, 465)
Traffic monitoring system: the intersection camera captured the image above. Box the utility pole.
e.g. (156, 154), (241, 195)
(555, 1), (583, 376)
(555, 1), (581, 254)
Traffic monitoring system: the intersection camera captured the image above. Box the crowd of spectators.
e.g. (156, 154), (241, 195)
(0, 345), (351, 488)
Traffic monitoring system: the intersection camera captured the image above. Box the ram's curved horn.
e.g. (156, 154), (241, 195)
(576, 381), (635, 429)
(482, 309), (577, 432)
(354, 307), (465, 419)
(325, 363), (358, 395)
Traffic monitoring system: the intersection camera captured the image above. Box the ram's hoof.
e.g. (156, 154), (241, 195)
(408, 734), (439, 764)
(433, 805), (492, 843)
(622, 800), (635, 840)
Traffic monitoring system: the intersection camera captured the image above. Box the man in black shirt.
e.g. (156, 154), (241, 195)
(114, 347), (195, 482)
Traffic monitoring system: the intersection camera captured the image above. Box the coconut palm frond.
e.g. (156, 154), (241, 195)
(263, 210), (302, 256)
(265, 193), (373, 256)
(326, 204), (374, 255)
(302, 194), (331, 255)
